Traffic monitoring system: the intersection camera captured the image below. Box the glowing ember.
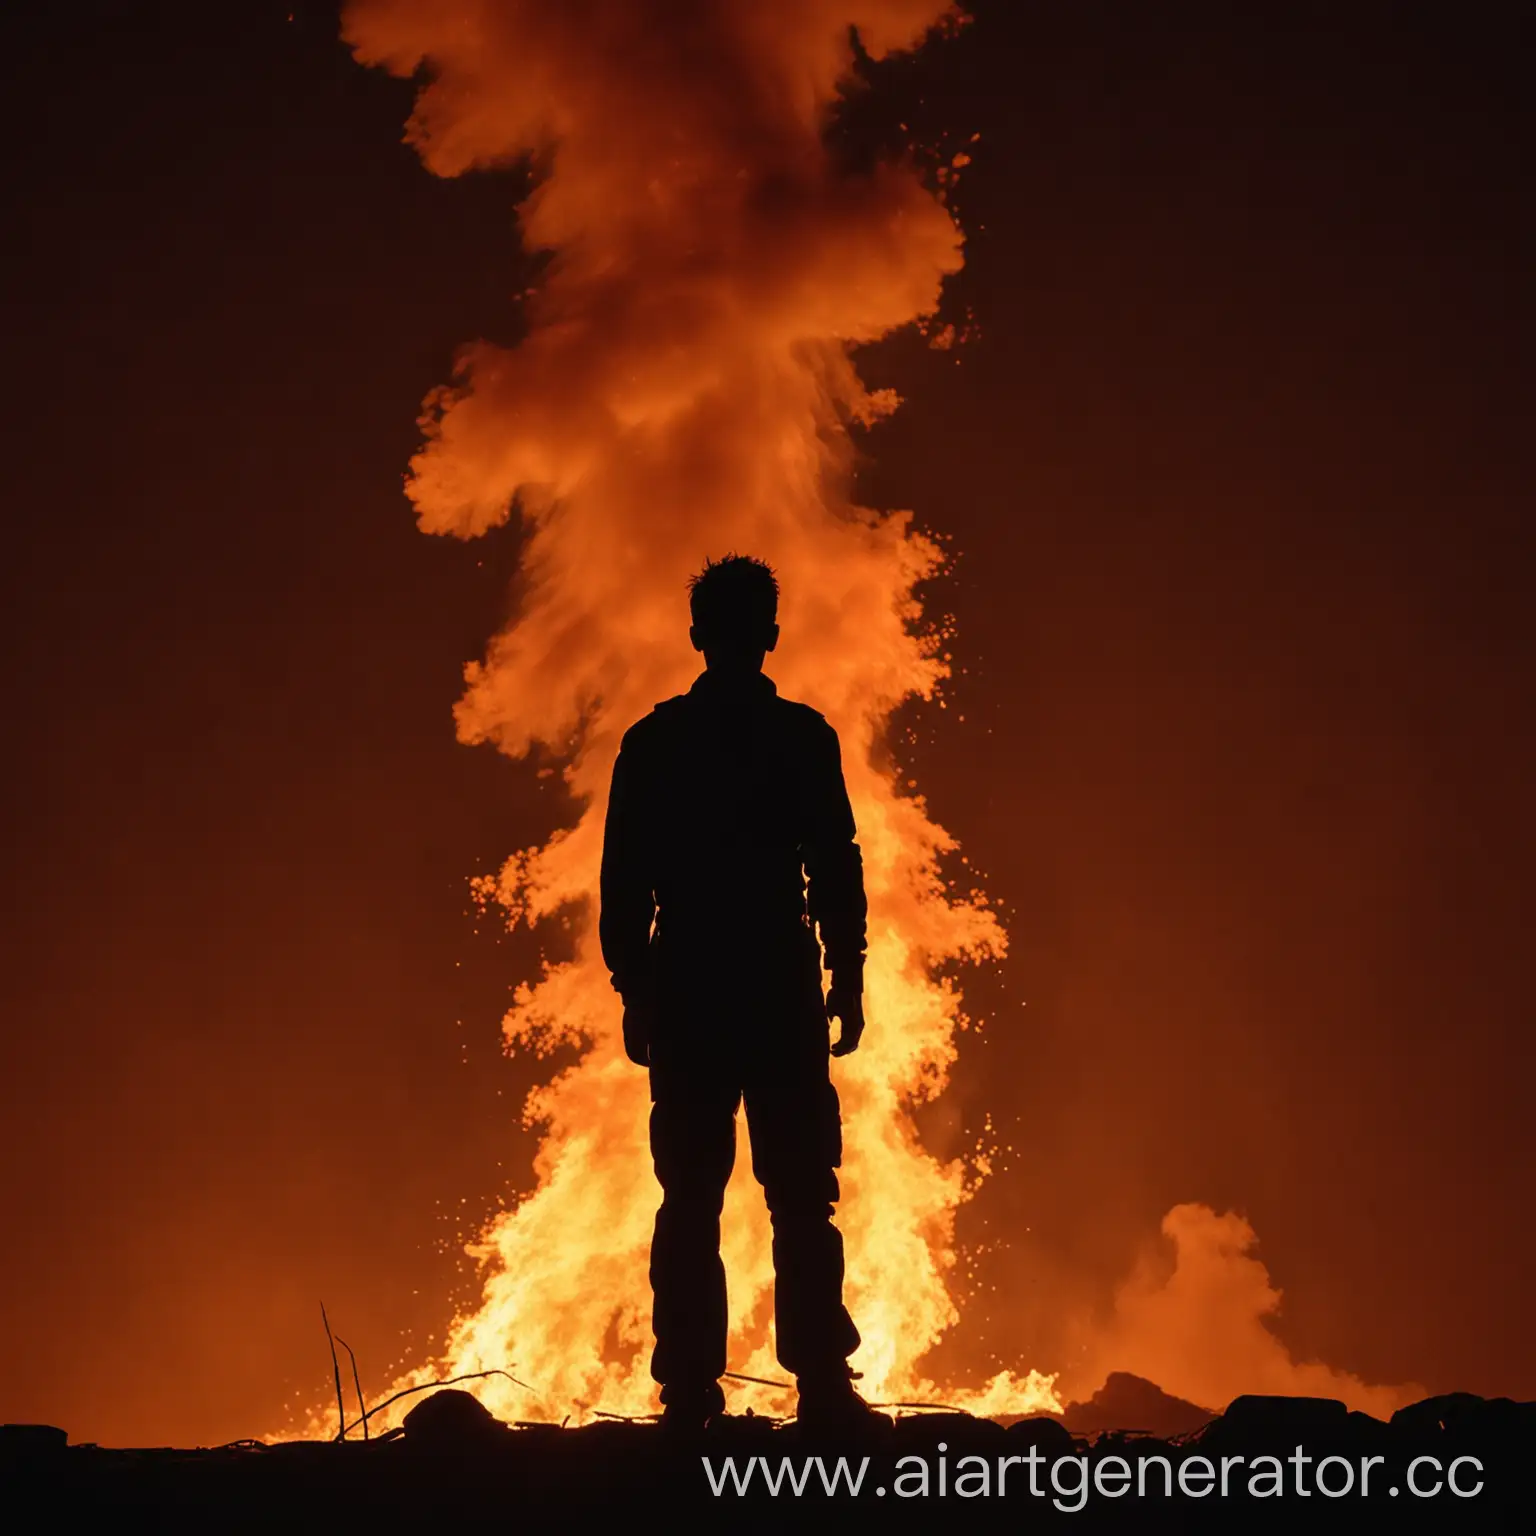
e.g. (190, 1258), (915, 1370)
(330, 0), (1056, 1426)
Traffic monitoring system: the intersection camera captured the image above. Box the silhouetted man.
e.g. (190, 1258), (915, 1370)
(600, 554), (873, 1430)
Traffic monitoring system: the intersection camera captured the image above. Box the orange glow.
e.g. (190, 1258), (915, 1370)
(333, 0), (1059, 1426)
(1063, 1205), (1423, 1419)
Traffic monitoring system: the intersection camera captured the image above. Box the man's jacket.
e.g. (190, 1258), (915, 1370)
(599, 668), (867, 1003)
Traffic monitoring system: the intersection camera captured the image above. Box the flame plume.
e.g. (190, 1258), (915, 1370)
(341, 0), (1058, 1423)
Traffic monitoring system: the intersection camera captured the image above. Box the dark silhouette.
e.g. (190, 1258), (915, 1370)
(600, 554), (875, 1431)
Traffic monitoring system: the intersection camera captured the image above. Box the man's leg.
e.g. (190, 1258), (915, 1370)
(743, 1040), (861, 1383)
(648, 1059), (738, 1415)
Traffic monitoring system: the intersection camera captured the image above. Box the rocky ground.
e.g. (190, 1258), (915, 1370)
(4, 1378), (1530, 1532)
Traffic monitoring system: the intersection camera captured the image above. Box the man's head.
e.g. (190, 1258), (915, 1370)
(688, 553), (780, 672)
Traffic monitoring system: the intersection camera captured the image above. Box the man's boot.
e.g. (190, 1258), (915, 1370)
(659, 1378), (726, 1432)
(795, 1368), (883, 1432)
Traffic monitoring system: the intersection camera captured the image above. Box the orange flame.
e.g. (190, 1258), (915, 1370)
(337, 0), (1057, 1425)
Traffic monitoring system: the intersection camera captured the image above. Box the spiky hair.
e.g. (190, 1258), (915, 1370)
(688, 553), (779, 635)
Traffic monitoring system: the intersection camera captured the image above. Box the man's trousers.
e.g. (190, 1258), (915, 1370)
(646, 965), (861, 1400)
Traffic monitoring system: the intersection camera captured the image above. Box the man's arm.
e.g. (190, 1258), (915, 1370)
(802, 718), (868, 1054)
(599, 728), (657, 1020)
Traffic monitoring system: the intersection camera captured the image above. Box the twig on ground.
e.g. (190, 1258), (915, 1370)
(722, 1368), (955, 1415)
(333, 1334), (368, 1441)
(320, 1303), (346, 1442)
(724, 1369), (795, 1390)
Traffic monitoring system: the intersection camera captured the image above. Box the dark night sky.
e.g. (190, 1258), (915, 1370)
(1, 2), (1531, 1445)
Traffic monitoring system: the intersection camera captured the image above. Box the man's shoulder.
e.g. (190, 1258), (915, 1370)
(771, 694), (838, 741)
(619, 686), (837, 750)
(618, 694), (690, 750)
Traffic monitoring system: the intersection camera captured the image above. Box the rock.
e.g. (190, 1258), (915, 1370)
(1390, 1392), (1489, 1436)
(1344, 1409), (1393, 1441)
(1004, 1415), (1078, 1456)
(1060, 1372), (1214, 1440)
(0, 1424), (68, 1459)
(1206, 1394), (1349, 1445)
(890, 1411), (1003, 1447)
(401, 1389), (507, 1447)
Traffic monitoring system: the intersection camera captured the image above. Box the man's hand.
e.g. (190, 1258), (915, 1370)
(826, 980), (865, 1057)
(622, 995), (656, 1068)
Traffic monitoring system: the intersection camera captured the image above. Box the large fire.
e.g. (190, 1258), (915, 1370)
(334, 0), (1057, 1426)
(307, 0), (1424, 1439)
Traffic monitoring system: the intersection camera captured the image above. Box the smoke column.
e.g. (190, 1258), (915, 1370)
(1065, 1205), (1422, 1418)
(339, 0), (1056, 1422)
